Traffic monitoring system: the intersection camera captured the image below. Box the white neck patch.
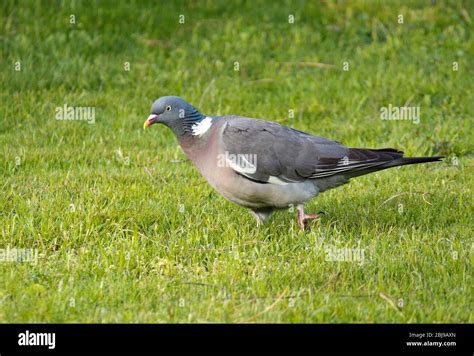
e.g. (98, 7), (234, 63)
(191, 117), (213, 136)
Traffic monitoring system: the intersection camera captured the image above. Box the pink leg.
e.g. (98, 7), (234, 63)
(297, 204), (320, 230)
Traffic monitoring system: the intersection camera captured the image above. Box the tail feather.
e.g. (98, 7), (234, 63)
(382, 155), (444, 168)
(344, 148), (444, 179)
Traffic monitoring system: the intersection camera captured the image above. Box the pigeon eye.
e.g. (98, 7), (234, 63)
(165, 105), (172, 112)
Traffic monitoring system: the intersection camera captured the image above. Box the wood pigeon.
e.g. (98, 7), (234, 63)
(144, 96), (443, 229)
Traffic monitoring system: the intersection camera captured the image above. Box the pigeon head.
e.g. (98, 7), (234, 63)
(143, 96), (205, 137)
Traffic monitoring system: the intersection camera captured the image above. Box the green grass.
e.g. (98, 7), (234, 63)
(0, 0), (473, 323)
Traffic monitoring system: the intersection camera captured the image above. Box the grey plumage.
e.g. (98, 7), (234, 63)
(144, 96), (443, 229)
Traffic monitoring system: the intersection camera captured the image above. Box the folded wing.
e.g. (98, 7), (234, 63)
(221, 117), (405, 184)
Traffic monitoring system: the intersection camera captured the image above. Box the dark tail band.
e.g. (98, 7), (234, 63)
(384, 155), (444, 168)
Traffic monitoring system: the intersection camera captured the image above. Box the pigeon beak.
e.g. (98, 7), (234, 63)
(143, 114), (158, 129)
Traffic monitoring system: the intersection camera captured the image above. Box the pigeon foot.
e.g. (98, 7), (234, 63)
(251, 207), (274, 226)
(297, 204), (320, 230)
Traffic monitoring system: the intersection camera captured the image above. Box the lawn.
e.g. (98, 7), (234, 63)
(0, 0), (472, 323)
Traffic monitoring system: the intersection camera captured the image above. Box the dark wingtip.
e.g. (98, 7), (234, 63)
(402, 156), (445, 165)
(371, 148), (404, 155)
